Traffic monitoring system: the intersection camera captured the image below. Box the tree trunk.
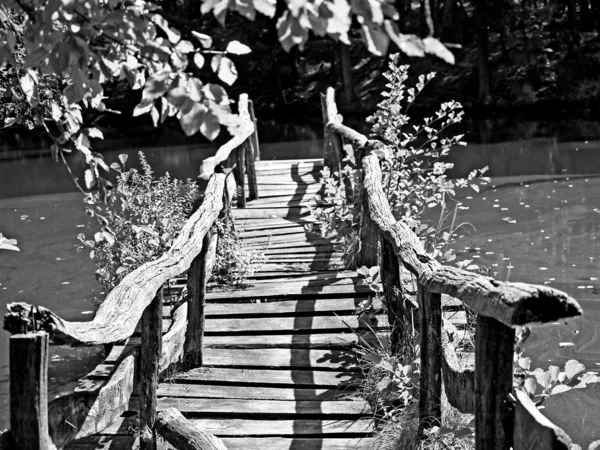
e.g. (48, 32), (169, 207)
(338, 42), (356, 106)
(475, 0), (492, 105)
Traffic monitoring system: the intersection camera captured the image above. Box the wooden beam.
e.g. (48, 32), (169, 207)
(361, 153), (582, 327)
(417, 286), (442, 435)
(441, 328), (475, 414)
(4, 173), (226, 345)
(9, 332), (55, 450)
(139, 290), (163, 450)
(235, 143), (246, 208)
(184, 231), (217, 368)
(245, 140), (259, 201)
(475, 315), (515, 450)
(155, 408), (227, 450)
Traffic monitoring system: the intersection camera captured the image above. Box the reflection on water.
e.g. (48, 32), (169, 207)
(1, 118), (600, 441)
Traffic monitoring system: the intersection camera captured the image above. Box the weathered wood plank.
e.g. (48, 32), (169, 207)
(231, 207), (312, 220)
(248, 99), (260, 160)
(139, 291), (163, 449)
(155, 408), (227, 450)
(9, 332), (55, 450)
(513, 390), (572, 450)
(235, 143), (246, 208)
(169, 367), (362, 388)
(361, 153), (582, 327)
(204, 314), (387, 333)
(205, 283), (371, 300)
(245, 140), (259, 201)
(441, 328), (474, 414)
(154, 398), (371, 417)
(204, 333), (362, 349)
(203, 348), (360, 371)
(475, 315), (515, 450)
(4, 174), (226, 345)
(221, 437), (374, 450)
(157, 384), (343, 401)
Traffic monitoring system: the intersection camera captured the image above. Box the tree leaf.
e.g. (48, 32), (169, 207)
(151, 105), (159, 127)
(118, 154), (128, 166)
(133, 98), (153, 117)
(252, 0), (276, 17)
(359, 18), (389, 56)
(191, 31), (213, 48)
(518, 357), (531, 370)
(19, 70), (38, 107)
(84, 169), (95, 189)
(550, 384), (571, 395)
(86, 127), (104, 139)
(423, 36), (455, 64)
(193, 53), (205, 69)
(564, 359), (585, 380)
(226, 40), (251, 55)
(524, 377), (537, 395)
(217, 56), (238, 85)
(548, 365), (560, 382)
(175, 39), (194, 53)
(211, 54), (222, 73)
(150, 14), (181, 44)
(200, 109), (220, 141)
(178, 99), (207, 136)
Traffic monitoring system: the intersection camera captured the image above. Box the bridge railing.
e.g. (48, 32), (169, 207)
(321, 87), (583, 450)
(2, 94), (258, 450)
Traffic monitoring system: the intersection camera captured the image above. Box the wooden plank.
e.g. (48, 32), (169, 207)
(205, 283), (372, 300)
(169, 367), (362, 388)
(513, 390), (572, 450)
(256, 263), (345, 273)
(155, 408), (227, 450)
(203, 348), (360, 371)
(231, 207), (312, 220)
(157, 384), (344, 401)
(266, 247), (342, 255)
(205, 333), (361, 349)
(245, 194), (320, 207)
(245, 271), (358, 283)
(185, 418), (374, 436)
(235, 144), (246, 208)
(475, 316), (515, 450)
(245, 139), (259, 201)
(208, 276), (359, 292)
(202, 297), (380, 317)
(248, 99), (260, 160)
(256, 158), (323, 165)
(221, 437), (374, 450)
(9, 332), (54, 450)
(155, 398), (371, 417)
(204, 314), (388, 333)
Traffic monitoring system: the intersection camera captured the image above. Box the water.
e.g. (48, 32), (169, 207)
(1, 120), (600, 445)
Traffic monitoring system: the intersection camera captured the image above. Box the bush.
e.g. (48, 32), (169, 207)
(79, 152), (199, 296)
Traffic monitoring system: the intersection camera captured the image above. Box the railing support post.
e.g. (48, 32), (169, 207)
(139, 289), (163, 450)
(248, 100), (260, 161)
(418, 285), (442, 435)
(235, 145), (246, 208)
(245, 139), (259, 201)
(184, 230), (217, 369)
(9, 332), (54, 450)
(475, 315), (515, 450)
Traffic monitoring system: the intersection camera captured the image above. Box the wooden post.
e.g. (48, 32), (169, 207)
(248, 99), (260, 161)
(475, 315), (515, 450)
(139, 289), (163, 450)
(9, 332), (54, 450)
(184, 230), (217, 368)
(235, 145), (246, 208)
(245, 139), (259, 201)
(418, 285), (442, 435)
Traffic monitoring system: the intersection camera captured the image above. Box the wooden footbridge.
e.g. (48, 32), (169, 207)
(1, 91), (585, 450)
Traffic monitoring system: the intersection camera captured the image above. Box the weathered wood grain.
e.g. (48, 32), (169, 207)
(475, 315), (515, 450)
(245, 139), (259, 201)
(220, 437), (374, 450)
(418, 287), (442, 435)
(441, 328), (474, 414)
(139, 291), (163, 450)
(248, 99), (260, 160)
(205, 283), (372, 300)
(157, 384), (342, 401)
(513, 390), (572, 450)
(361, 153), (582, 327)
(204, 333), (362, 349)
(4, 174), (226, 345)
(198, 94), (254, 181)
(9, 332), (55, 450)
(234, 143), (246, 208)
(155, 408), (227, 450)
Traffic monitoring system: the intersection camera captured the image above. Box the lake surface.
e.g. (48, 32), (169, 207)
(1, 120), (599, 445)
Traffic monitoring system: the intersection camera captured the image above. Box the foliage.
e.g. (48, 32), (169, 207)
(78, 152), (198, 295)
(0, 233), (19, 252)
(212, 215), (266, 286)
(357, 265), (382, 293)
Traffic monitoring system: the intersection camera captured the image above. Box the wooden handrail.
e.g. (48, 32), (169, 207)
(4, 173), (226, 346)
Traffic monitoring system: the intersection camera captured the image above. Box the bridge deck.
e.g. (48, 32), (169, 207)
(66, 159), (383, 449)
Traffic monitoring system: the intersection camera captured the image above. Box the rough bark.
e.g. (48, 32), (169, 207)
(155, 408), (227, 450)
(441, 328), (474, 413)
(245, 140), (259, 201)
(248, 99), (260, 161)
(139, 290), (163, 450)
(184, 231), (217, 369)
(417, 286), (442, 435)
(235, 142), (246, 208)
(475, 315), (515, 450)
(361, 153), (581, 327)
(4, 173), (226, 345)
(9, 332), (55, 450)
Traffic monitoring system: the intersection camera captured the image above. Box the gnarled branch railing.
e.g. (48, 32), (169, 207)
(3, 94), (259, 450)
(321, 87), (583, 450)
